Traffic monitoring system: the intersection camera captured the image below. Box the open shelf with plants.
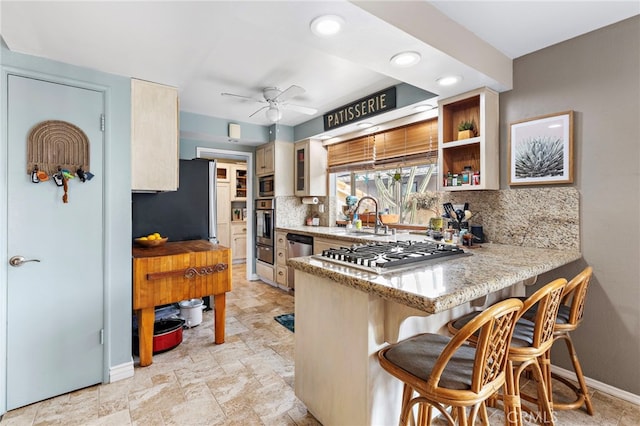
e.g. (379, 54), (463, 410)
(438, 87), (499, 191)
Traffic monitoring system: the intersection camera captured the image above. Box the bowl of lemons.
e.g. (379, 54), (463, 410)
(134, 233), (168, 247)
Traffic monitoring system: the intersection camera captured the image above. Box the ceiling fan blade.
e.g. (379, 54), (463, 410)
(282, 103), (317, 115)
(273, 85), (305, 102)
(221, 92), (265, 103)
(249, 105), (269, 118)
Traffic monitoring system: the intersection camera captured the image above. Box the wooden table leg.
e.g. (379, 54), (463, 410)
(138, 307), (155, 367)
(214, 293), (226, 344)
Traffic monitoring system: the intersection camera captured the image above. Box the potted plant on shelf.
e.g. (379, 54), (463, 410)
(457, 120), (476, 140)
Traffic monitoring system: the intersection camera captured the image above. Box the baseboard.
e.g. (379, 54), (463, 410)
(551, 365), (640, 406)
(109, 360), (134, 383)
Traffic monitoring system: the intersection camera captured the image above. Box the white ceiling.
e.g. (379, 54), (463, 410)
(1, 1), (638, 141)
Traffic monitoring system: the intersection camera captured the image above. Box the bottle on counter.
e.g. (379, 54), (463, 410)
(354, 214), (362, 230)
(459, 229), (467, 245)
(444, 229), (453, 243)
(346, 220), (353, 232)
(447, 171), (453, 187)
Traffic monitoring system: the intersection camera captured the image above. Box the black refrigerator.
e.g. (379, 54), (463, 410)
(132, 159), (217, 243)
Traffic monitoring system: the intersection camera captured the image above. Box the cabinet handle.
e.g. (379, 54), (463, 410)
(278, 252), (284, 257)
(278, 271), (283, 276)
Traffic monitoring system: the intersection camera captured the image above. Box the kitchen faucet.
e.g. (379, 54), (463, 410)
(355, 196), (385, 235)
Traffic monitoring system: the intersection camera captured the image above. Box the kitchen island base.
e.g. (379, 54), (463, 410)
(294, 270), (523, 425)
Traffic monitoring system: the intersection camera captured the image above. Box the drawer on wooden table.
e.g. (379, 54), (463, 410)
(133, 248), (231, 309)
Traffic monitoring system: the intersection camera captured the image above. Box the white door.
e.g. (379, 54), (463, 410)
(6, 75), (104, 409)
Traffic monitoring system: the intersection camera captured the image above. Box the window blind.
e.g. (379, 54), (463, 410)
(327, 118), (438, 172)
(326, 135), (375, 172)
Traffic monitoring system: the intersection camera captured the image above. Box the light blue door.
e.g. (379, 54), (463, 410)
(6, 75), (104, 409)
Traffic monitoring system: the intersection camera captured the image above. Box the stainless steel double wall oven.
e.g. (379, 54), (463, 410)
(255, 198), (275, 264)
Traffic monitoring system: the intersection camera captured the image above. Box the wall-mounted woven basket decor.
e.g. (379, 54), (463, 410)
(27, 120), (90, 175)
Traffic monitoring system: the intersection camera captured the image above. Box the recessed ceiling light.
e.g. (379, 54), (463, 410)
(319, 134), (333, 140)
(390, 51), (421, 67)
(357, 122), (374, 129)
(310, 15), (344, 37)
(436, 75), (462, 86)
(414, 104), (435, 112)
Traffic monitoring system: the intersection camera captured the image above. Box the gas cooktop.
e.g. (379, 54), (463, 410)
(313, 240), (469, 274)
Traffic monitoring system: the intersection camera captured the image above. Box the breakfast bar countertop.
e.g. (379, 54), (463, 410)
(284, 226), (581, 314)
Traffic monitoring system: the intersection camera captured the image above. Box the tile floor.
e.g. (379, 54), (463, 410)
(1, 264), (638, 425)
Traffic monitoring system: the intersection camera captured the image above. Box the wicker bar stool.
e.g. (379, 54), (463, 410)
(519, 267), (594, 415)
(447, 278), (567, 426)
(378, 298), (523, 426)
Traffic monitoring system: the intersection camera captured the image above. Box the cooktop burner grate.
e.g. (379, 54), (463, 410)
(314, 240), (469, 274)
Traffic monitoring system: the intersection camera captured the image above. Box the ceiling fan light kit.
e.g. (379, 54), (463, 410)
(266, 106), (283, 122)
(222, 84), (317, 123)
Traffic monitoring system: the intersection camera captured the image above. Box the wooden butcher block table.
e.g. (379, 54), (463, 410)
(132, 240), (231, 366)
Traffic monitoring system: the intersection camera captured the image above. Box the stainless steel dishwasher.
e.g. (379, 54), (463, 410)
(286, 233), (313, 289)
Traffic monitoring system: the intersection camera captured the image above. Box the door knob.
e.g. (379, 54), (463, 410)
(9, 256), (41, 267)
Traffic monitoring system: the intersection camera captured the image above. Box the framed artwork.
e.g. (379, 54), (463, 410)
(508, 111), (574, 185)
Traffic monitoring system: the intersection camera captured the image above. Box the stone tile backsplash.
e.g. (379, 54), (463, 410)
(277, 187), (579, 251)
(444, 187), (579, 250)
(275, 196), (330, 227)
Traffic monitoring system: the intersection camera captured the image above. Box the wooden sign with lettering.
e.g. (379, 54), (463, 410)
(323, 87), (397, 131)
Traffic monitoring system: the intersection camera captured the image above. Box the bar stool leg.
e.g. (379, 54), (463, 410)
(504, 360), (522, 426)
(541, 350), (553, 408)
(529, 360), (555, 425)
(559, 334), (594, 415)
(399, 383), (413, 426)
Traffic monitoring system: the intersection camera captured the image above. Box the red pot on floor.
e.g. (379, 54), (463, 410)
(133, 318), (185, 355)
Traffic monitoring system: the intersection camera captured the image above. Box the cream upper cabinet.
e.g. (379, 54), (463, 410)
(131, 79), (179, 191)
(294, 139), (327, 197)
(438, 87), (499, 191)
(256, 143), (275, 176)
(216, 163), (230, 182)
(255, 141), (294, 196)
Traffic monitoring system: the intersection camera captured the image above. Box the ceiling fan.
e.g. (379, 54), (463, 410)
(221, 85), (318, 122)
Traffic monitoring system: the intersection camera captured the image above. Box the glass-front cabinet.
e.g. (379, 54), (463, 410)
(294, 139), (327, 197)
(232, 165), (247, 200)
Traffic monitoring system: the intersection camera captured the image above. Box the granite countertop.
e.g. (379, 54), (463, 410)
(280, 226), (581, 314)
(277, 225), (425, 243)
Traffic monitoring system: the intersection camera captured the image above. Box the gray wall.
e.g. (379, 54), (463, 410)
(500, 16), (639, 394)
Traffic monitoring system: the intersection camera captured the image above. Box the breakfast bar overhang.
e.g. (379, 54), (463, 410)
(288, 243), (581, 426)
